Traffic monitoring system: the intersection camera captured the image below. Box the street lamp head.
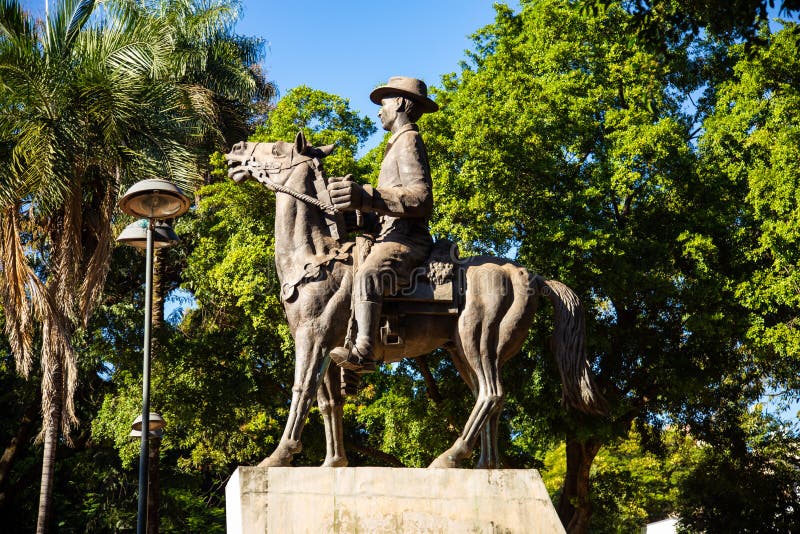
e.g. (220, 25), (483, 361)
(117, 220), (180, 249)
(129, 428), (164, 439)
(119, 179), (191, 219)
(132, 412), (166, 432)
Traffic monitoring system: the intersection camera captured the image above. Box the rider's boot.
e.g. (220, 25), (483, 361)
(330, 301), (380, 375)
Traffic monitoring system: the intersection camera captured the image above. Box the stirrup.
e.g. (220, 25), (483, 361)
(341, 368), (361, 397)
(330, 346), (376, 375)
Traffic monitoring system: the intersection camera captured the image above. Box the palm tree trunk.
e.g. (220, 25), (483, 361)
(36, 365), (62, 534)
(148, 249), (165, 533)
(152, 249), (165, 330)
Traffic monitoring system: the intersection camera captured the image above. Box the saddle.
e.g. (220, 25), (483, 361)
(282, 237), (463, 351)
(379, 239), (464, 347)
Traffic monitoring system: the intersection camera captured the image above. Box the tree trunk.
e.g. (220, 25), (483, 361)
(557, 436), (602, 534)
(147, 438), (161, 534)
(416, 355), (443, 404)
(35, 377), (62, 534)
(0, 401), (39, 508)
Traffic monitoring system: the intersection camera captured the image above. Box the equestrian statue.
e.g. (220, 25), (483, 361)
(225, 77), (607, 469)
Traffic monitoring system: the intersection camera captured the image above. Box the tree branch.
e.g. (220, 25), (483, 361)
(0, 400), (39, 490)
(345, 440), (405, 467)
(416, 355), (443, 404)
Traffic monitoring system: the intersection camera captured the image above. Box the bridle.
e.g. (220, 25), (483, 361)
(237, 142), (339, 215)
(233, 143), (354, 302)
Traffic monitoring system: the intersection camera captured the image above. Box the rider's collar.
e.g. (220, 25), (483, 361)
(386, 123), (418, 148)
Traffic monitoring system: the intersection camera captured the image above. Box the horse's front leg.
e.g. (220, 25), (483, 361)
(260, 328), (322, 467)
(318, 358), (348, 467)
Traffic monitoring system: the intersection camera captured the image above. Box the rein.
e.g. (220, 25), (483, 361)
(239, 148), (339, 215)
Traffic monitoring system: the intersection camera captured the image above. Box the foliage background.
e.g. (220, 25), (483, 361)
(1, 0), (799, 532)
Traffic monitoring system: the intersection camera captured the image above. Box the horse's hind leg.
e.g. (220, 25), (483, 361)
(430, 264), (532, 469)
(318, 358), (348, 467)
(430, 330), (504, 468)
(477, 400), (503, 469)
(448, 343), (504, 469)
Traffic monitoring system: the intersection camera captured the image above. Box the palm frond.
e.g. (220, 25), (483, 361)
(0, 0), (34, 46)
(0, 205), (34, 376)
(63, 0), (97, 53)
(53, 186), (83, 324)
(45, 0), (97, 59)
(79, 168), (118, 325)
(107, 40), (156, 75)
(0, 144), (28, 208)
(15, 122), (77, 215)
(182, 0), (238, 41)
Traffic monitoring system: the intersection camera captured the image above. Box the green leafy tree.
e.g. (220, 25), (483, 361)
(350, 357), (473, 468)
(0, 287), (141, 531)
(700, 21), (800, 397)
(420, 1), (752, 530)
(251, 84), (376, 176)
(582, 0), (800, 41)
(0, 329), (39, 519)
(672, 24), (800, 529)
(676, 405), (800, 532)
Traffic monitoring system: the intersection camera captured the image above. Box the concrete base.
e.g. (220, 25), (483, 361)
(226, 466), (565, 534)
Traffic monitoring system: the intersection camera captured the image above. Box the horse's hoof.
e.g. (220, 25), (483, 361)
(428, 454), (458, 469)
(429, 438), (467, 468)
(321, 456), (348, 468)
(475, 461), (499, 469)
(258, 455), (292, 467)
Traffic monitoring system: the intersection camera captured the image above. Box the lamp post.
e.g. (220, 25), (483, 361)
(118, 179), (189, 534)
(131, 413), (166, 534)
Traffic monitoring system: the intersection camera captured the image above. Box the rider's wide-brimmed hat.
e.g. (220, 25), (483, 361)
(369, 76), (439, 113)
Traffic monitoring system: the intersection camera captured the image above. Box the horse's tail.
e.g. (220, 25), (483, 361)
(536, 277), (609, 416)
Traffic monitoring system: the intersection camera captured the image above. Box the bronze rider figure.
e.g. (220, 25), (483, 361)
(327, 76), (439, 374)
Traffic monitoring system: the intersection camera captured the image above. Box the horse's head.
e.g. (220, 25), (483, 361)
(225, 131), (335, 186)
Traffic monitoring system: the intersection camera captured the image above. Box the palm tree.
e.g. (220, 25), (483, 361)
(0, 1), (266, 530)
(110, 0), (276, 147)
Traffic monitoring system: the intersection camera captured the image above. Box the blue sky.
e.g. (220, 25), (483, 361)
(235, 0), (513, 151)
(19, 0), (514, 150)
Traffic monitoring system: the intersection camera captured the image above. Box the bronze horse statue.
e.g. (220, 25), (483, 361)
(225, 132), (606, 469)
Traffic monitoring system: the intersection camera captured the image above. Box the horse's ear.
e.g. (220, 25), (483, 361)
(317, 144), (335, 157)
(294, 130), (308, 154)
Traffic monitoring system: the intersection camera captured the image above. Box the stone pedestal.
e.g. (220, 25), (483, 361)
(226, 466), (565, 534)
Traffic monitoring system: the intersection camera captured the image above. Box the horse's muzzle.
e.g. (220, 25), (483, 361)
(225, 142), (252, 183)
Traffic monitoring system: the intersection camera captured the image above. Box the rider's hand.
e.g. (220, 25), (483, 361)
(327, 175), (364, 211)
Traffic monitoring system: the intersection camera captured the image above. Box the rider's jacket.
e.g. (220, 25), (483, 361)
(364, 123), (433, 247)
